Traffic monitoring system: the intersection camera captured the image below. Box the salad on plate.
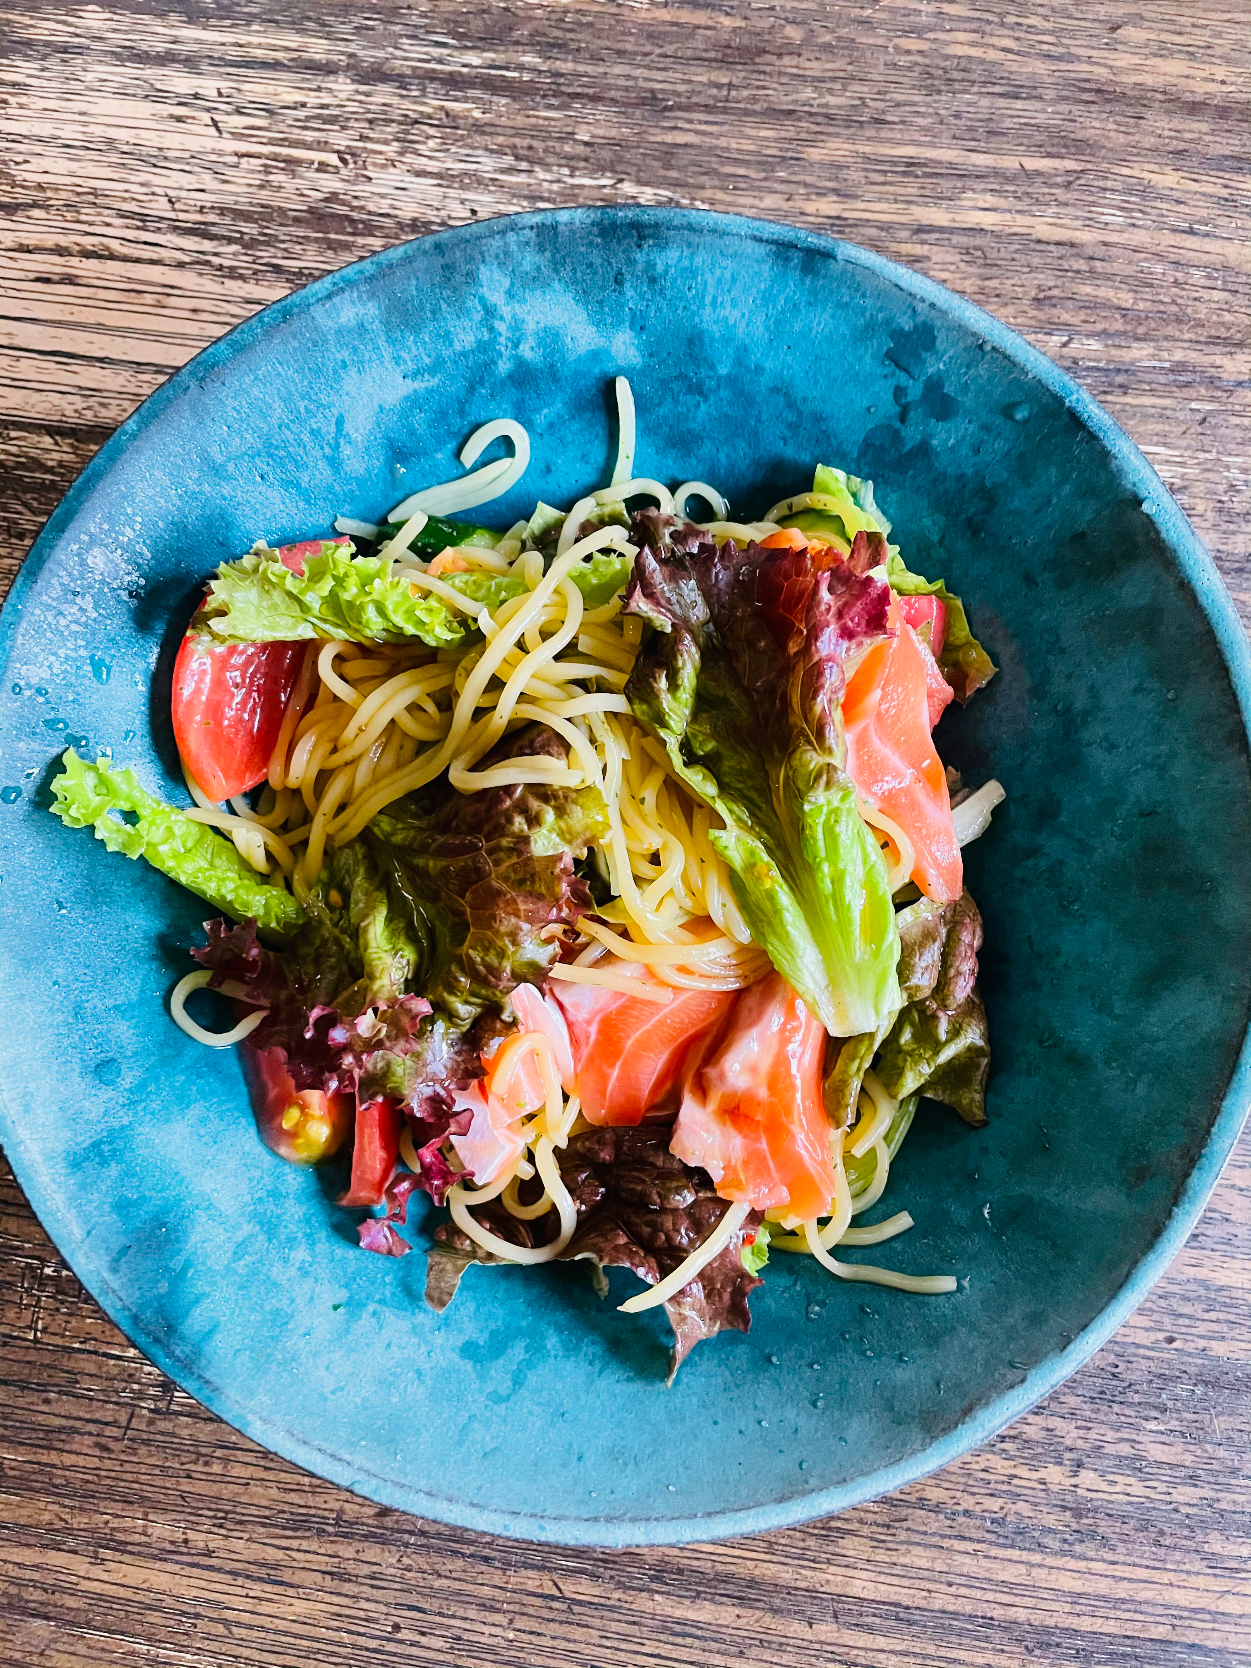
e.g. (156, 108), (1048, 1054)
(51, 378), (1002, 1377)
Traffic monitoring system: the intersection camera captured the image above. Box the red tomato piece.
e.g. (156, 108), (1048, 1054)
(242, 1044), (353, 1166)
(671, 972), (834, 1222)
(897, 592), (947, 661)
(172, 633), (304, 802)
(338, 1097), (403, 1207)
(274, 534), (351, 576)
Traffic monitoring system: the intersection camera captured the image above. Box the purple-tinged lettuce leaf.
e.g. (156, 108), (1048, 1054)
(368, 722), (607, 1032)
(826, 889), (987, 1127)
(875, 889), (989, 1126)
(358, 1219), (411, 1257)
(196, 723), (605, 1160)
(624, 515), (900, 1037)
(426, 1127), (762, 1381)
(885, 555), (996, 703)
(404, 1106), (473, 1207)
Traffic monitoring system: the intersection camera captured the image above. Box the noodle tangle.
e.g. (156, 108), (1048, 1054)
(176, 380), (974, 1300)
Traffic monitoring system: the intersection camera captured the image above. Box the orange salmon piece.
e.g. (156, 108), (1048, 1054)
(551, 965), (737, 1127)
(671, 972), (834, 1221)
(843, 618), (962, 902)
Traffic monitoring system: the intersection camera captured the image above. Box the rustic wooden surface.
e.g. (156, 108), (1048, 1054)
(2, 3), (1250, 1663)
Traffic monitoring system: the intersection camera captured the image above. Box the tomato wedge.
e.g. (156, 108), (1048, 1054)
(172, 634), (305, 802)
(843, 615), (961, 902)
(242, 1044), (353, 1165)
(897, 592), (947, 660)
(671, 972), (834, 1222)
(338, 1097), (403, 1207)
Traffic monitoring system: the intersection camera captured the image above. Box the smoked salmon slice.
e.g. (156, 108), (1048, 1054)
(671, 971), (834, 1222)
(550, 962), (737, 1127)
(843, 613), (962, 903)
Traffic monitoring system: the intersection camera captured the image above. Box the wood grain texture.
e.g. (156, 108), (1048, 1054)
(1, 3), (1249, 1664)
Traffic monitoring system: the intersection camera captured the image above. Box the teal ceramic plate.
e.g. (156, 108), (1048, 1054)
(1, 208), (1249, 1546)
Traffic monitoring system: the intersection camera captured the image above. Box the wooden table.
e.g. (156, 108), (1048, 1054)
(2, 4), (1249, 1663)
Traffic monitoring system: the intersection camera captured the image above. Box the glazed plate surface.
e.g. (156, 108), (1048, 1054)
(1, 207), (1248, 1545)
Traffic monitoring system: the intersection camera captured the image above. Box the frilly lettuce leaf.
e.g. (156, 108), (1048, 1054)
(201, 546), (519, 646)
(778, 463), (894, 551)
(780, 464), (995, 702)
(200, 544), (632, 647)
(624, 514), (900, 1038)
(426, 1126), (764, 1382)
(370, 723), (608, 1031)
(49, 751), (304, 940)
(194, 723), (608, 1116)
(828, 891), (989, 1128)
(876, 994), (990, 1126)
(874, 889), (990, 1126)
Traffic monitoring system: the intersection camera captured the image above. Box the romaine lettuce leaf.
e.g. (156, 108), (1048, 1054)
(624, 515), (901, 1037)
(49, 751), (304, 940)
(200, 544), (632, 647)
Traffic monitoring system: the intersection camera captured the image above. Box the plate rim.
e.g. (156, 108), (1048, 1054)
(2, 204), (1249, 1546)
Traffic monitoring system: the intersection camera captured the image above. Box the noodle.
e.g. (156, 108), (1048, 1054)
(170, 970), (267, 1049)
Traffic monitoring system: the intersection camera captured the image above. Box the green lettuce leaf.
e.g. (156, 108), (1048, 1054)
(49, 751), (304, 940)
(824, 1024), (892, 1127)
(779, 464), (995, 702)
(369, 723), (609, 1031)
(189, 724), (607, 1111)
(201, 546), (519, 647)
(740, 1219), (772, 1275)
(778, 463), (894, 551)
(825, 890), (987, 1124)
(625, 515), (901, 1037)
(875, 994), (990, 1126)
(200, 543), (632, 646)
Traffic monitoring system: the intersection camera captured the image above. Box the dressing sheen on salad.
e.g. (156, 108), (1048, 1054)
(50, 379), (1003, 1378)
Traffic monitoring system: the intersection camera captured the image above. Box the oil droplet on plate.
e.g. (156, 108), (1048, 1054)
(0, 786), (21, 804)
